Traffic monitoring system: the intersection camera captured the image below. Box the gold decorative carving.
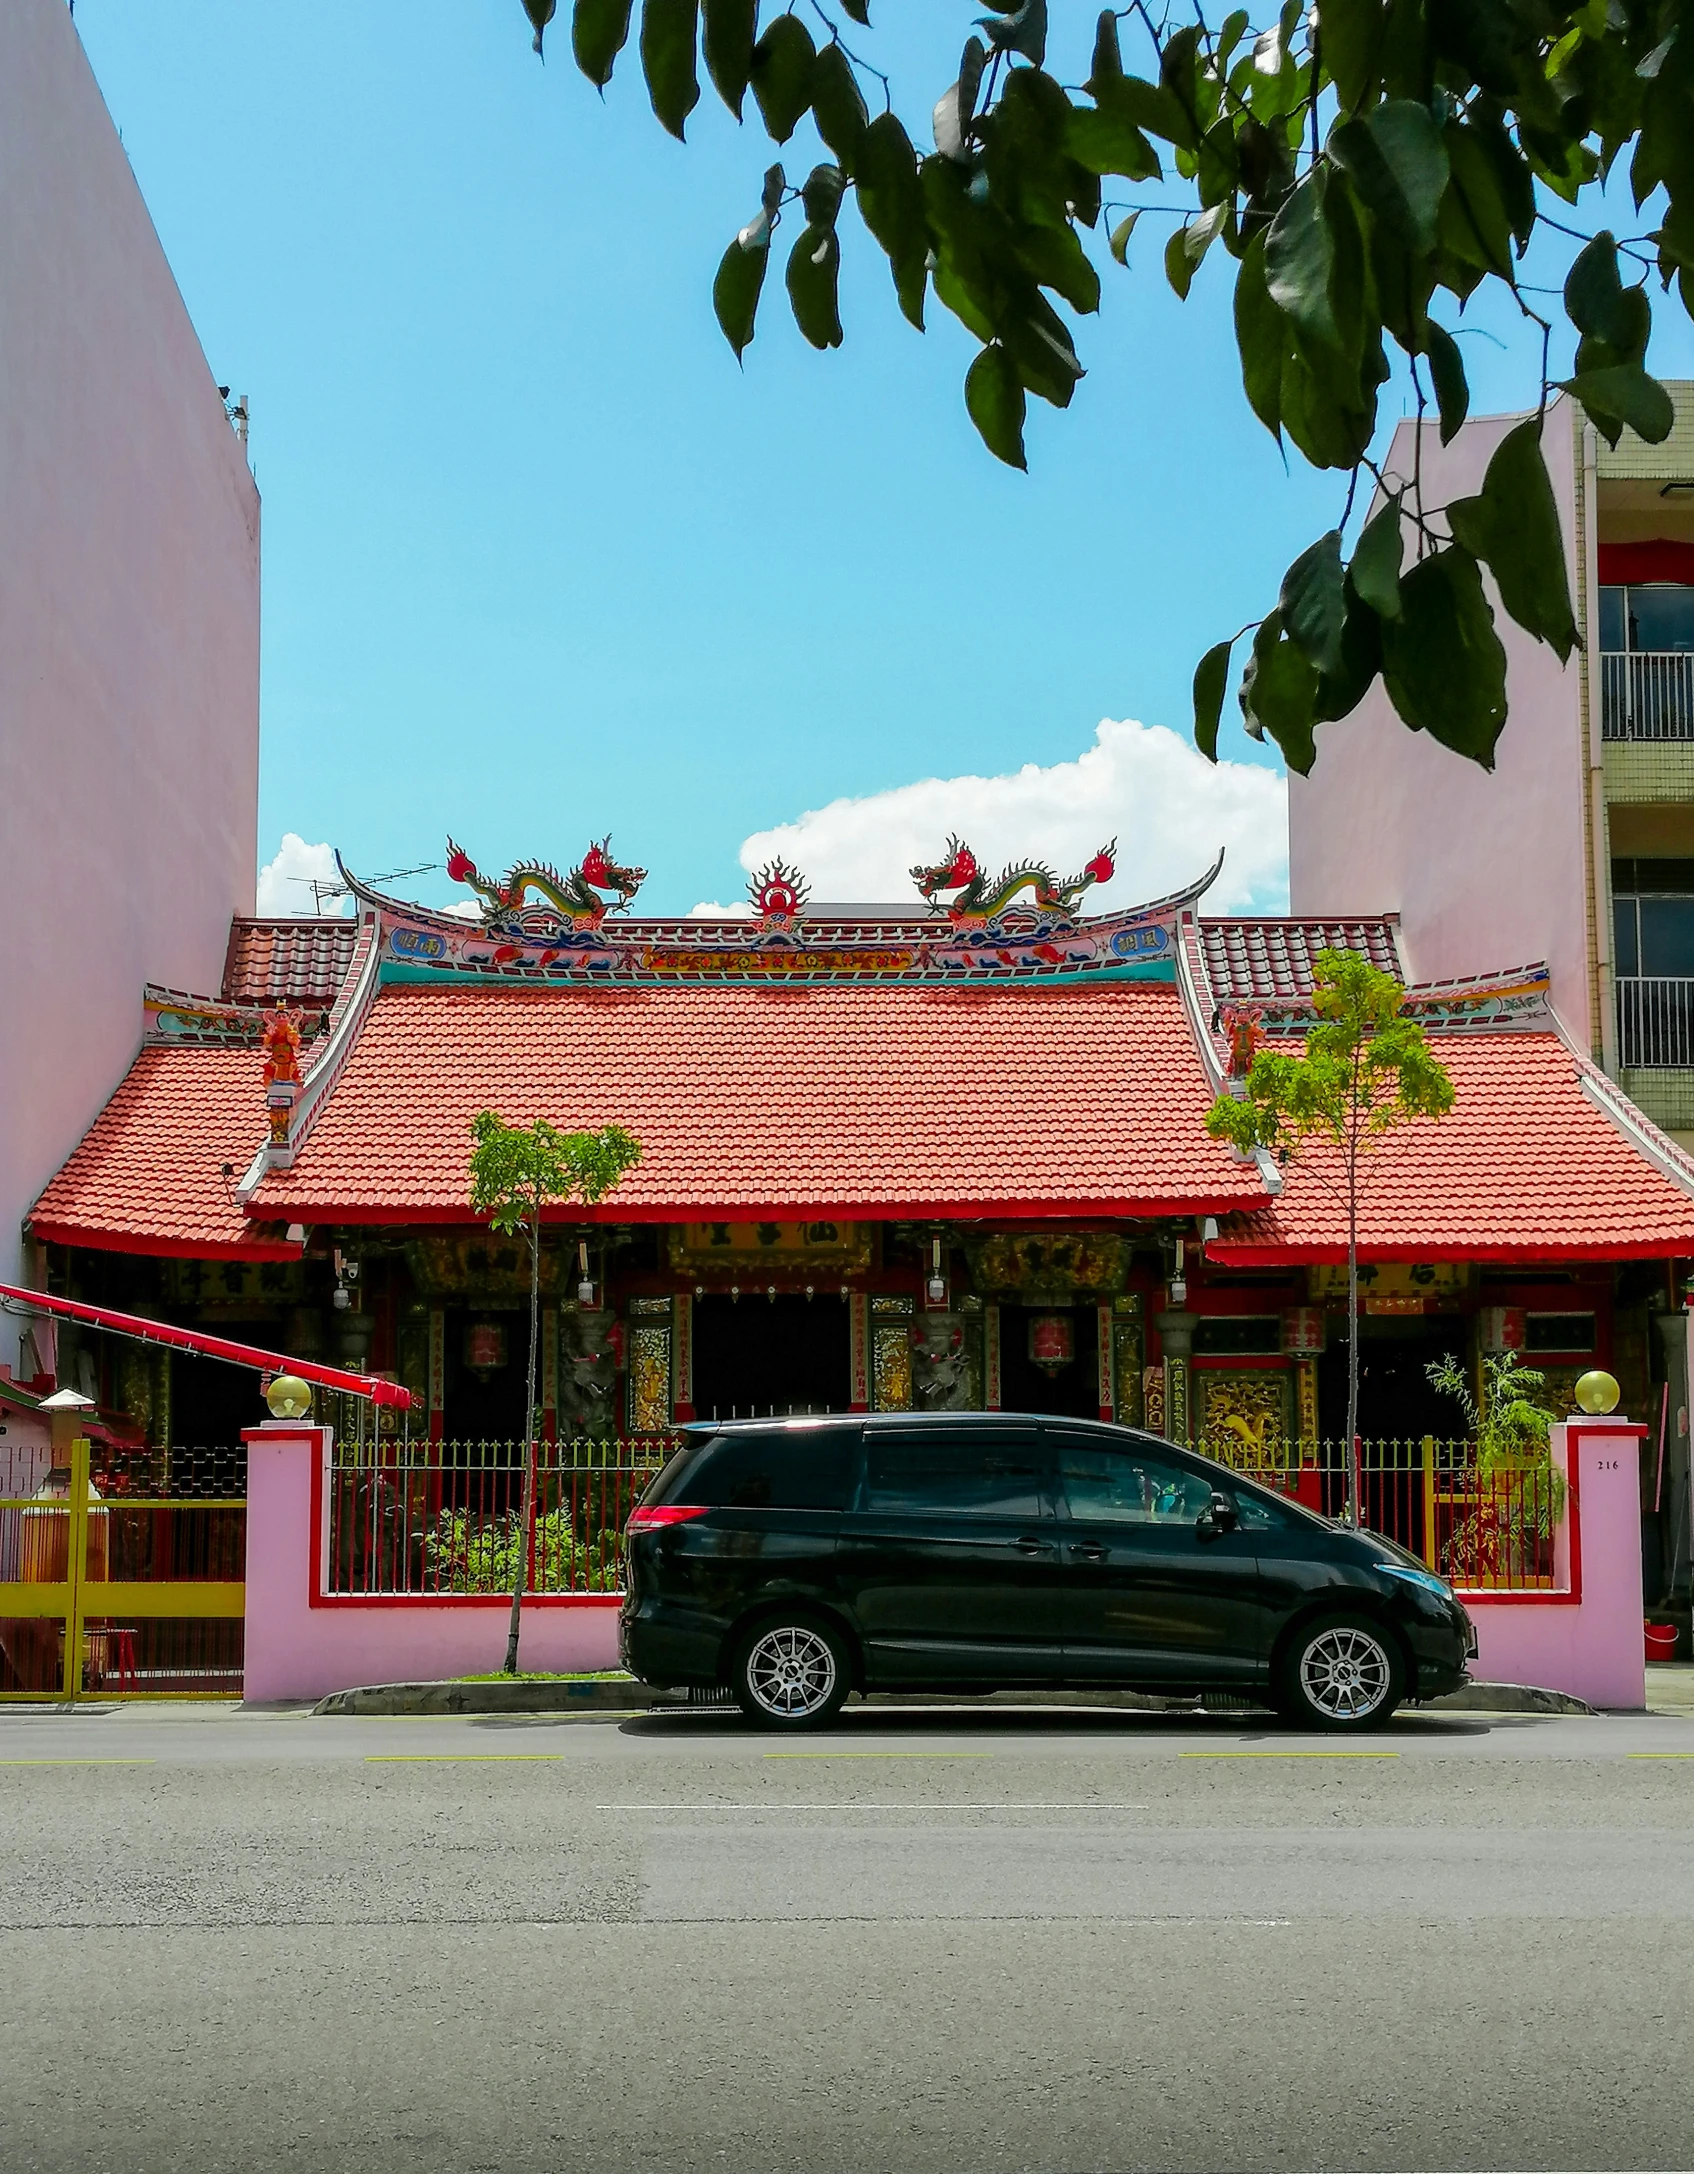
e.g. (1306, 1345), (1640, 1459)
(1142, 1364), (1166, 1436)
(1114, 1319), (1145, 1429)
(964, 1232), (1130, 1302)
(628, 1322), (671, 1435)
(1197, 1370), (1289, 1466)
(873, 1324), (913, 1411)
(669, 1222), (872, 1275)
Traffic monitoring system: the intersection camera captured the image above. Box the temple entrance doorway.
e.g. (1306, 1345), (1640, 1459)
(443, 1308), (534, 1443)
(691, 1294), (851, 1420)
(1317, 1315), (1462, 1443)
(996, 1304), (1100, 1419)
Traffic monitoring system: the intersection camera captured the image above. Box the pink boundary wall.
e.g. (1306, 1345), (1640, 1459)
(1459, 1417), (1646, 1711)
(243, 1419), (1649, 1709)
(242, 1423), (620, 1703)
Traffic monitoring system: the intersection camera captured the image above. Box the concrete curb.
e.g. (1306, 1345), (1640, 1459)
(1422, 1681), (1594, 1716)
(313, 1678), (662, 1716)
(312, 1675), (1593, 1719)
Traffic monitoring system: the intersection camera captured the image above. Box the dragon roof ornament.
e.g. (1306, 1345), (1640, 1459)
(331, 845), (1226, 987)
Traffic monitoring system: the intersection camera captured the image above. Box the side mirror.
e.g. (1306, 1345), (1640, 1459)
(1198, 1490), (1238, 1538)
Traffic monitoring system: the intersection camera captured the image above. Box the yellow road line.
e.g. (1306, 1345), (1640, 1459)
(1627, 1751), (1694, 1759)
(365, 1753), (567, 1763)
(764, 1751), (991, 1760)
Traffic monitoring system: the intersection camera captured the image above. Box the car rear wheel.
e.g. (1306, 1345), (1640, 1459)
(1276, 1615), (1403, 1731)
(732, 1614), (851, 1730)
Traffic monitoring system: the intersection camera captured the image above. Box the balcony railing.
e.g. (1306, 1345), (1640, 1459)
(1601, 650), (1694, 740)
(1616, 976), (1694, 1067)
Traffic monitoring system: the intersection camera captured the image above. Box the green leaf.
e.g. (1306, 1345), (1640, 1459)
(1109, 210), (1141, 266)
(1439, 122), (1515, 281)
(1234, 228), (1284, 439)
(810, 41), (869, 175)
(1348, 495), (1403, 621)
(787, 224), (844, 349)
(856, 113), (929, 329)
(572, 0), (633, 86)
(979, 0), (1046, 66)
(1559, 365), (1677, 447)
(1088, 8), (1123, 91)
(1328, 99), (1448, 253)
(523, 0), (557, 58)
(1379, 550), (1508, 767)
(640, 0), (699, 139)
(1264, 169), (1341, 353)
(1313, 590), (1383, 722)
(1280, 530), (1347, 678)
(801, 163), (845, 230)
(1193, 638), (1233, 761)
(750, 13), (817, 144)
(1444, 418), (1577, 663)
(1091, 73), (1194, 151)
(1318, 0), (1382, 109)
(1166, 203), (1226, 301)
(840, 0), (870, 20)
(1425, 322), (1469, 444)
(1240, 612), (1319, 775)
(1066, 103), (1162, 181)
(713, 223), (768, 359)
(701, 0), (755, 118)
(1565, 231), (1635, 347)
(1165, 221), (1195, 301)
(1014, 222), (1101, 314)
(965, 345), (1027, 469)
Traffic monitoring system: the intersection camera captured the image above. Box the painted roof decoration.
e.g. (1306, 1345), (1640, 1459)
(342, 842), (1212, 986)
(747, 858), (809, 929)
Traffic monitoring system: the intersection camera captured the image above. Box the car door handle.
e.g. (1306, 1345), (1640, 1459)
(1068, 1541), (1110, 1561)
(1014, 1535), (1057, 1556)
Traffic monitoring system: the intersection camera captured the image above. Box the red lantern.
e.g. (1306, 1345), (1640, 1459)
(1029, 1314), (1074, 1374)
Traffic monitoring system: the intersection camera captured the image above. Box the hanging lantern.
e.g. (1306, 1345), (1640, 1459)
(1029, 1313), (1074, 1374)
(465, 1321), (507, 1375)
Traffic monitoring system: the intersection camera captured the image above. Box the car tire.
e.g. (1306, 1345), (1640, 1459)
(1274, 1613), (1404, 1731)
(730, 1612), (852, 1730)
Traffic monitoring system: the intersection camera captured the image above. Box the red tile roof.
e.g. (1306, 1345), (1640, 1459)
(28, 1049), (292, 1260)
(223, 917), (358, 1008)
(1207, 1031), (1694, 1263)
(1198, 917), (1402, 1003)
(253, 982), (1263, 1224)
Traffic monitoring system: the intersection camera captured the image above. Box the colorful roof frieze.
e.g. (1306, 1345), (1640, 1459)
(336, 839), (1225, 987)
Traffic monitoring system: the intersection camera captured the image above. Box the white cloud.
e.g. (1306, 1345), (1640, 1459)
(687, 899), (755, 919)
(732, 719), (1287, 915)
(256, 834), (342, 916)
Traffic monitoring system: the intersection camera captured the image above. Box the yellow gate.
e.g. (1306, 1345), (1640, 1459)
(0, 1433), (244, 1701)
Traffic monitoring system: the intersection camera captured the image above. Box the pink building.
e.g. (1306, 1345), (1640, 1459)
(0, 0), (260, 1401)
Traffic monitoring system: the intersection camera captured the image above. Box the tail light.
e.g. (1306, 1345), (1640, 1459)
(626, 1502), (711, 1533)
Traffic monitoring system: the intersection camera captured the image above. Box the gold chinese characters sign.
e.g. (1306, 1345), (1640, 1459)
(1307, 1261), (1467, 1313)
(669, 1222), (872, 1276)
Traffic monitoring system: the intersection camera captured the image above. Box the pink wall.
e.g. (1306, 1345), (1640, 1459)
(0, 0), (260, 1297)
(242, 1424), (620, 1703)
(1462, 1417), (1647, 1710)
(1288, 399), (1593, 1041)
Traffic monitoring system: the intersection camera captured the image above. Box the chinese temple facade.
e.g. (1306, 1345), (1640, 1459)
(24, 837), (1694, 1508)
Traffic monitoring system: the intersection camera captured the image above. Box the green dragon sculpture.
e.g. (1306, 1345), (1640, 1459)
(445, 837), (646, 927)
(911, 836), (1117, 924)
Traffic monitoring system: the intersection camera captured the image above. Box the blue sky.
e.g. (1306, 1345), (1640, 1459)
(74, 2), (1694, 919)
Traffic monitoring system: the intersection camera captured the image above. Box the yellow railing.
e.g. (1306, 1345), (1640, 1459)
(0, 1435), (245, 1701)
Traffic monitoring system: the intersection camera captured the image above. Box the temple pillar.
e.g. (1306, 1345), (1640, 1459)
(1156, 1310), (1198, 1447)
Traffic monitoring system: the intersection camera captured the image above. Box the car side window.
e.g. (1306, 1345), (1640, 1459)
(1055, 1436), (1215, 1524)
(1231, 1487), (1292, 1532)
(676, 1430), (858, 1511)
(861, 1427), (1044, 1518)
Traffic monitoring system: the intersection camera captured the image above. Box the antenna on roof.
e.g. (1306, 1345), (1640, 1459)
(301, 862), (438, 915)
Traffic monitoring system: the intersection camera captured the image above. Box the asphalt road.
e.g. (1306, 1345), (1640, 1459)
(4, 1700), (1694, 2174)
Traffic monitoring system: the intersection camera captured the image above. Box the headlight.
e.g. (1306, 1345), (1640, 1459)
(1373, 1560), (1453, 1601)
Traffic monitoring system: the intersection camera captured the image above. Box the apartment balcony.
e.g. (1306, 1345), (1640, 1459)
(1602, 650), (1694, 740)
(1614, 977), (1694, 1137)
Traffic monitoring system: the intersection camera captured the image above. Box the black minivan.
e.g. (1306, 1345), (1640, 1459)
(620, 1413), (1475, 1730)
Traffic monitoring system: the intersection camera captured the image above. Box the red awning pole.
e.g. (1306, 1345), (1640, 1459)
(0, 1281), (413, 1409)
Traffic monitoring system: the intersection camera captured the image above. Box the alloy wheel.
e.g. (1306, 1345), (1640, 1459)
(1298, 1624), (1392, 1722)
(744, 1624), (838, 1720)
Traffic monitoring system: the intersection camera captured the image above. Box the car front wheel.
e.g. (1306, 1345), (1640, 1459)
(731, 1614), (852, 1730)
(1276, 1615), (1403, 1731)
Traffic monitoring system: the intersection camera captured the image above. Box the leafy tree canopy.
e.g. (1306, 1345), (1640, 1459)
(469, 1112), (643, 1237)
(518, 0), (1690, 774)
